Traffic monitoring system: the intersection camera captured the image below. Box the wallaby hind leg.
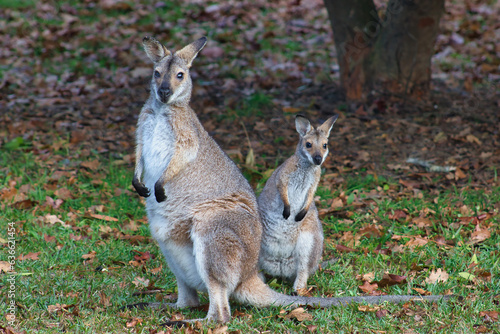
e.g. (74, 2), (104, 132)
(176, 278), (200, 308)
(293, 231), (319, 291)
(191, 212), (258, 322)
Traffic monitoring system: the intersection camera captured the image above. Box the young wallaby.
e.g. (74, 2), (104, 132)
(131, 36), (452, 324)
(258, 115), (337, 292)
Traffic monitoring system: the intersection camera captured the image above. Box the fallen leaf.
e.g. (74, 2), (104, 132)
(374, 273), (407, 288)
(425, 268), (449, 284)
(99, 291), (111, 307)
(405, 237), (429, 248)
(11, 199), (36, 210)
(470, 225), (491, 244)
(89, 213), (118, 222)
(358, 305), (382, 312)
(81, 250), (97, 260)
(132, 276), (150, 288)
(81, 160), (100, 171)
(412, 287), (431, 295)
(0, 261), (12, 273)
(280, 307), (313, 322)
(54, 188), (72, 200)
(17, 252), (40, 261)
(336, 244), (356, 252)
(283, 106), (301, 113)
(44, 234), (56, 243)
(356, 272), (375, 282)
(376, 309), (388, 318)
(46, 196), (64, 209)
(358, 281), (378, 294)
(149, 265), (163, 275)
(213, 325), (229, 334)
(126, 317), (143, 328)
(479, 310), (499, 322)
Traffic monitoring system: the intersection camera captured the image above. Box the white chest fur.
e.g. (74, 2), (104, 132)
(140, 112), (176, 190)
(287, 168), (316, 213)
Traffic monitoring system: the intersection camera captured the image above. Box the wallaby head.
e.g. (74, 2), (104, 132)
(142, 36), (207, 105)
(295, 115), (338, 166)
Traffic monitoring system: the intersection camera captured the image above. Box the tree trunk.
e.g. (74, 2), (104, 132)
(323, 0), (445, 100)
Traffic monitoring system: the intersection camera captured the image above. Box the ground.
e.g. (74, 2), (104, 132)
(0, 0), (499, 333)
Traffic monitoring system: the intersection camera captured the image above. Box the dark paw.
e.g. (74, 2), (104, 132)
(283, 205), (290, 219)
(295, 209), (307, 222)
(154, 181), (167, 203)
(132, 177), (150, 197)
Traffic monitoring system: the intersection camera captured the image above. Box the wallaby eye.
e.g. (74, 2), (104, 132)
(306, 142), (312, 148)
(323, 143), (327, 149)
(177, 72), (184, 79)
(154, 70), (161, 78)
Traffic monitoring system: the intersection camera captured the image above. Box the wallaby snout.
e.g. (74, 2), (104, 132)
(158, 82), (171, 103)
(313, 155), (323, 165)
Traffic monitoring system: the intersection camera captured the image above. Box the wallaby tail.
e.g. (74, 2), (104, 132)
(234, 274), (455, 308)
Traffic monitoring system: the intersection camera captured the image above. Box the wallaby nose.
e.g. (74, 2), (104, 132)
(157, 86), (171, 102)
(313, 155), (323, 165)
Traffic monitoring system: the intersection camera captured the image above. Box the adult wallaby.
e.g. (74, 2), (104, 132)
(258, 115), (337, 292)
(131, 36), (452, 323)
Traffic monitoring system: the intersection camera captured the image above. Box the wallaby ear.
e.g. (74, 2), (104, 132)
(317, 114), (339, 138)
(143, 36), (171, 63)
(175, 37), (207, 68)
(295, 115), (312, 137)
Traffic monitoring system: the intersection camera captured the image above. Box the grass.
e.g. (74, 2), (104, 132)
(1, 143), (499, 333)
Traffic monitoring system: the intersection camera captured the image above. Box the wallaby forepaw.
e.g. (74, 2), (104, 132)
(295, 209), (307, 222)
(132, 178), (150, 197)
(154, 181), (167, 202)
(283, 205), (291, 219)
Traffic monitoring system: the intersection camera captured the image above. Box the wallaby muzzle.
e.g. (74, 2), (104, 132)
(158, 82), (171, 103)
(313, 155), (323, 165)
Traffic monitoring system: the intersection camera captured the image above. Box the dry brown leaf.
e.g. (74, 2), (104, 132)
(17, 252), (40, 261)
(100, 291), (111, 307)
(89, 213), (118, 222)
(358, 281), (378, 294)
(54, 188), (72, 200)
(81, 250), (97, 260)
(282, 106), (301, 113)
(126, 317), (143, 328)
(405, 237), (429, 248)
(0, 261), (12, 273)
(374, 273), (407, 288)
(479, 310), (499, 322)
(132, 276), (150, 288)
(280, 307), (313, 322)
(44, 234), (56, 243)
(80, 160), (100, 171)
(336, 244), (356, 253)
(376, 309), (388, 318)
(150, 265), (163, 275)
(425, 268), (449, 284)
(213, 325), (229, 334)
(470, 225), (491, 244)
(412, 287), (431, 295)
(358, 305), (382, 312)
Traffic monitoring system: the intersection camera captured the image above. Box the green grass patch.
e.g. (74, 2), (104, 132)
(0, 0), (35, 9)
(1, 144), (499, 332)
